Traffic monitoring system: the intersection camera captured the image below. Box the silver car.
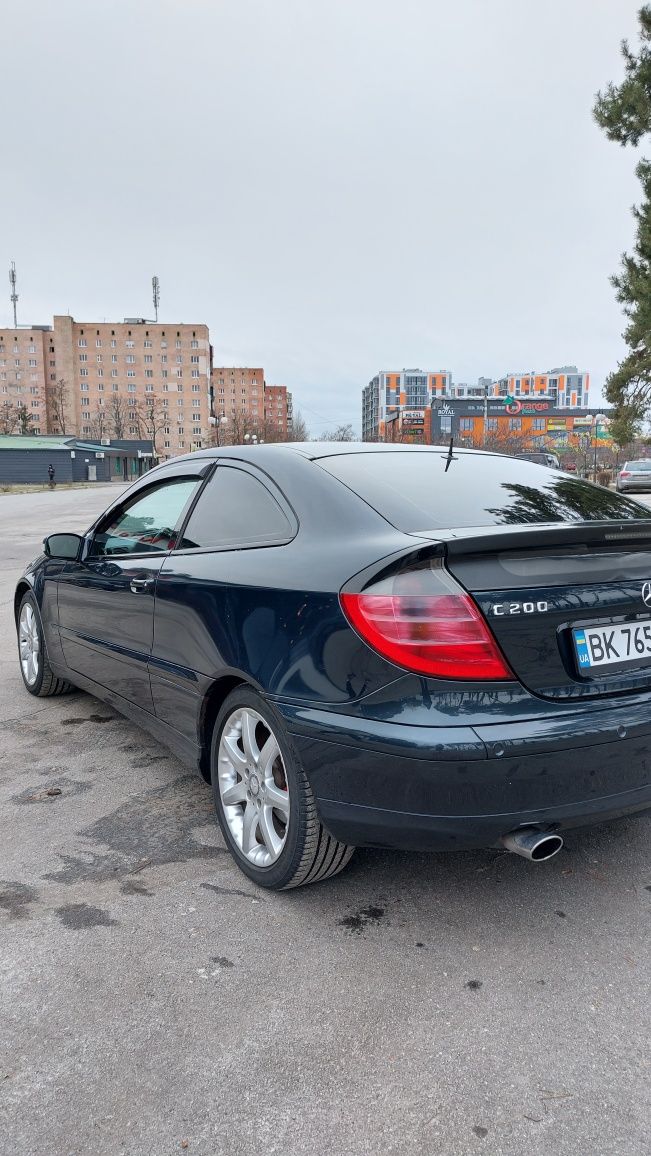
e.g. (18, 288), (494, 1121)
(616, 460), (651, 492)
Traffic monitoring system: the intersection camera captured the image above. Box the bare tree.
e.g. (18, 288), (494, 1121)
(108, 394), (130, 439)
(287, 410), (309, 441)
(89, 408), (109, 441)
(222, 410), (258, 446)
(320, 423), (355, 442)
(48, 378), (69, 434)
(135, 397), (169, 457)
(16, 403), (34, 436)
(0, 400), (18, 434)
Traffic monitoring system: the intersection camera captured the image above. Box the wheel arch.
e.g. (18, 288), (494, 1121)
(198, 674), (251, 782)
(14, 580), (34, 623)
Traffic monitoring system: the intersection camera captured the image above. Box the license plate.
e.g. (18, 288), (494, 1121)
(573, 620), (651, 671)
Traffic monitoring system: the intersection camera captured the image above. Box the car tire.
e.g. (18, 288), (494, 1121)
(17, 592), (74, 697)
(211, 686), (355, 890)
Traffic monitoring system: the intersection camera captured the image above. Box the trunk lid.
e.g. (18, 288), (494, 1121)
(423, 522), (651, 700)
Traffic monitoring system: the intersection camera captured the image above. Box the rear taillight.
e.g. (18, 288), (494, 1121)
(341, 563), (513, 681)
(620, 471), (631, 477)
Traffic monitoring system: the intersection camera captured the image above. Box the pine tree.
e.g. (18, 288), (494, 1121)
(594, 5), (651, 437)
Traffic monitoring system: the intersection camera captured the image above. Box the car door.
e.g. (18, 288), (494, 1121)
(57, 465), (208, 712)
(149, 463), (297, 749)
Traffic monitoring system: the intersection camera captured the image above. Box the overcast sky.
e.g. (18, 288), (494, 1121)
(1, 0), (644, 433)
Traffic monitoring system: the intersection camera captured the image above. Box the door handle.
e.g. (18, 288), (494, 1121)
(129, 576), (154, 593)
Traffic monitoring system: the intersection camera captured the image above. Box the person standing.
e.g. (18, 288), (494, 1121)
(47, 463), (56, 488)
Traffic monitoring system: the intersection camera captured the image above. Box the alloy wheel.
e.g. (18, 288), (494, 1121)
(217, 707), (290, 867)
(19, 603), (40, 687)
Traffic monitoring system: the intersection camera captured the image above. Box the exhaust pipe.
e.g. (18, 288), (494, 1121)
(500, 827), (563, 862)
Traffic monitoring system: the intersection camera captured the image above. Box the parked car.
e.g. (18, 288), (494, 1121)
(515, 451), (560, 469)
(616, 460), (651, 492)
(15, 443), (651, 889)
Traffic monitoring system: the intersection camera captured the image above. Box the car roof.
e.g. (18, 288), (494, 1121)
(168, 441), (511, 465)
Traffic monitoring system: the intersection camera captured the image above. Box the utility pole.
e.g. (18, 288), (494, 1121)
(482, 382), (489, 446)
(152, 276), (160, 322)
(9, 261), (18, 327)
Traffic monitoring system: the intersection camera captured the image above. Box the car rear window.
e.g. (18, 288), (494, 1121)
(318, 451), (651, 530)
(626, 461), (651, 471)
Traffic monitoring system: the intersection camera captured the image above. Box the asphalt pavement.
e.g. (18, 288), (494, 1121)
(1, 485), (650, 1156)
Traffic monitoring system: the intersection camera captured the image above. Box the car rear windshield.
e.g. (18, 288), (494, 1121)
(625, 461), (651, 471)
(318, 450), (651, 531)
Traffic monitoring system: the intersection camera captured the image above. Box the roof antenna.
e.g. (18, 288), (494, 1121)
(152, 275), (160, 322)
(9, 261), (18, 328)
(444, 435), (457, 473)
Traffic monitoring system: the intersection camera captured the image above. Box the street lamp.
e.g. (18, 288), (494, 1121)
(592, 412), (606, 482)
(211, 413), (228, 447)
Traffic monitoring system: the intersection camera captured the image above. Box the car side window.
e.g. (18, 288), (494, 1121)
(177, 466), (293, 549)
(90, 478), (202, 557)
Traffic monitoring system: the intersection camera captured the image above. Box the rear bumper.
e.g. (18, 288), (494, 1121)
(276, 699), (651, 851)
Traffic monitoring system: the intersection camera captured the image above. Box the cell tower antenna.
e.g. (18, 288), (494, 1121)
(152, 275), (160, 322)
(9, 261), (18, 328)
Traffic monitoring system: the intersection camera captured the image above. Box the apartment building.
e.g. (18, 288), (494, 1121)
(491, 366), (590, 409)
(210, 368), (293, 440)
(362, 368), (452, 440)
(264, 384), (293, 438)
(51, 316), (211, 459)
(0, 325), (51, 433)
(363, 365), (591, 441)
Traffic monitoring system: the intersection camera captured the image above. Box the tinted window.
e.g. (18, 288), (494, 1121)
(179, 466), (292, 548)
(318, 451), (651, 530)
(91, 478), (200, 556)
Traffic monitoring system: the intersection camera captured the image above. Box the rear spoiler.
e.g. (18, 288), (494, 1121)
(411, 521), (651, 558)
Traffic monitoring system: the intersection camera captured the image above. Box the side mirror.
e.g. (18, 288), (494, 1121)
(43, 533), (84, 561)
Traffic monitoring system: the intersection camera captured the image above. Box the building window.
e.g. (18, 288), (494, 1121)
(111, 354), (118, 363)
(164, 439), (171, 448)
(145, 383), (154, 393)
(127, 370), (136, 378)
(144, 355), (153, 363)
(144, 340), (152, 348)
(97, 368), (104, 377)
(162, 370), (168, 378)
(78, 339), (87, 347)
(145, 369), (153, 378)
(96, 339), (102, 347)
(190, 355), (199, 364)
(111, 339), (117, 348)
(161, 355), (167, 364)
(79, 353), (88, 363)
(193, 425), (201, 435)
(111, 369), (118, 377)
(126, 355), (135, 364)
(533, 418), (545, 430)
(175, 340), (181, 348)
(28, 344), (35, 354)
(509, 417), (522, 430)
(163, 384), (169, 392)
(460, 418), (473, 431)
(98, 383), (104, 391)
(178, 426), (184, 435)
(126, 340), (135, 349)
(80, 368), (89, 377)
(80, 383), (89, 391)
(28, 358), (37, 367)
(112, 383), (119, 392)
(192, 398), (201, 407)
(128, 383), (136, 392)
(191, 340), (198, 348)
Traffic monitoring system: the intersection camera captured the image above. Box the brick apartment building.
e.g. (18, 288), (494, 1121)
(51, 316), (211, 459)
(0, 325), (51, 433)
(1, 315), (212, 460)
(211, 367), (293, 440)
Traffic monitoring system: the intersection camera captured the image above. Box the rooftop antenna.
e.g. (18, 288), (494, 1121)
(152, 275), (160, 322)
(9, 261), (18, 328)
